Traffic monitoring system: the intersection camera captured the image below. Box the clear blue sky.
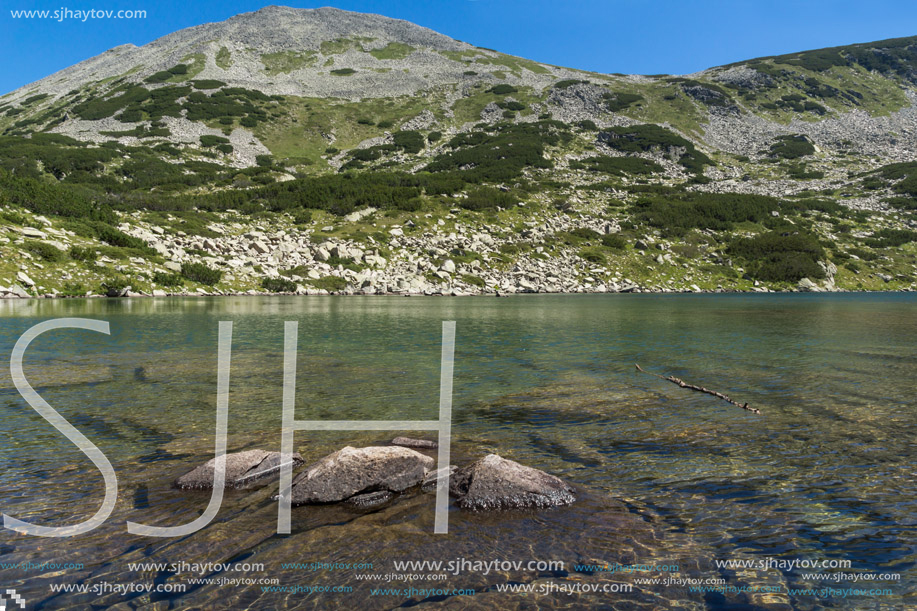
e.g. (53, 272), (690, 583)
(2, 0), (916, 94)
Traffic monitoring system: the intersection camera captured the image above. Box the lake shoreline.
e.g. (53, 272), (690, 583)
(2, 286), (916, 301)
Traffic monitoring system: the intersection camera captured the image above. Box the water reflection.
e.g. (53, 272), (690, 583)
(0, 294), (914, 609)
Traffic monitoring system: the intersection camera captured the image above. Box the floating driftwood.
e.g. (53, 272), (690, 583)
(635, 364), (760, 414)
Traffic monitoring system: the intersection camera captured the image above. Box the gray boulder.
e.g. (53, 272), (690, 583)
(175, 449), (304, 490)
(289, 446), (434, 505)
(449, 454), (575, 510)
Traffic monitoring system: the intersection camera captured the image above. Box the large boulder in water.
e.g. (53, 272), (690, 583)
(175, 450), (304, 490)
(449, 454), (575, 510)
(289, 446), (434, 505)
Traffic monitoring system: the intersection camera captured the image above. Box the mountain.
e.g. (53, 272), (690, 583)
(0, 6), (915, 298)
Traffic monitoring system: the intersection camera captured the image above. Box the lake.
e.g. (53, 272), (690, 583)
(0, 293), (914, 609)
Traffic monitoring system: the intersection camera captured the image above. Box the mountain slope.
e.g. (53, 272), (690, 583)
(0, 6), (915, 298)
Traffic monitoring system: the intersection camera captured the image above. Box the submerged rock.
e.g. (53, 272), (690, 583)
(289, 446), (434, 505)
(346, 490), (395, 507)
(175, 449), (304, 490)
(421, 465), (456, 492)
(449, 454), (575, 510)
(391, 436), (438, 449)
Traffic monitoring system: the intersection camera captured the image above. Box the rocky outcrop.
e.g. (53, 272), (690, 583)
(288, 445), (434, 504)
(449, 454), (575, 510)
(175, 449), (304, 489)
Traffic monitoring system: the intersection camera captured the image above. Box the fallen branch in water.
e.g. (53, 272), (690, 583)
(635, 364), (760, 414)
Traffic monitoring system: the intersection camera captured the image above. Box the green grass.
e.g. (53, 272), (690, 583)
(255, 95), (436, 163)
(321, 37), (373, 55)
(216, 46), (232, 69)
(472, 53), (551, 75)
(369, 42), (415, 60)
(261, 51), (317, 75)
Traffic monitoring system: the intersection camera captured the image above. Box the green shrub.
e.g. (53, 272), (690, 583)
(580, 248), (606, 264)
(93, 223), (153, 252)
(144, 71), (172, 84)
(376, 119), (395, 129)
(292, 209), (313, 225)
(330, 68), (356, 76)
(884, 196), (917, 210)
(598, 124), (711, 173)
(117, 108), (143, 123)
(848, 247), (878, 261)
(72, 85), (151, 120)
(875, 162), (917, 196)
(0, 209), (28, 225)
(863, 228), (917, 248)
(727, 231), (826, 282)
(255, 154), (273, 167)
(68, 245), (97, 262)
(603, 92), (644, 112)
(426, 120), (572, 181)
(60, 281), (86, 297)
(200, 135), (230, 147)
(487, 84), (518, 94)
(633, 191), (778, 236)
(571, 155), (662, 176)
(781, 197), (842, 214)
(152, 271), (183, 287)
(427, 131), (442, 143)
(553, 79), (588, 89)
(460, 187), (515, 211)
(570, 227), (602, 240)
(100, 276), (131, 295)
(192, 79), (226, 89)
(601, 234), (626, 249)
(769, 135), (815, 159)
(180, 262), (222, 285)
(261, 277), (297, 292)
(24, 240), (64, 262)
(392, 130), (425, 154)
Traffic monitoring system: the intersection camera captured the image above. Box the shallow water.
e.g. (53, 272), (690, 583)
(0, 294), (914, 609)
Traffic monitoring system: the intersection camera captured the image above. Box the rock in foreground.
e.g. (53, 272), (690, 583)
(289, 446), (434, 505)
(449, 454), (575, 510)
(175, 449), (304, 489)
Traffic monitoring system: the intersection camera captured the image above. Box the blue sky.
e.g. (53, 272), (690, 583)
(2, 0), (916, 94)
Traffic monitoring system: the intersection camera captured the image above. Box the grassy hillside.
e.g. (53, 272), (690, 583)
(0, 11), (915, 297)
